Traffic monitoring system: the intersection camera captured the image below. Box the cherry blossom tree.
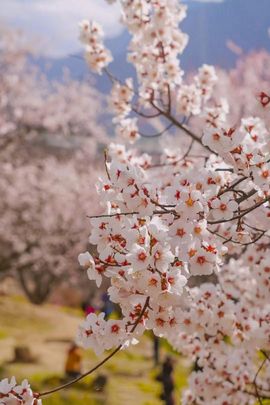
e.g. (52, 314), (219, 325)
(0, 26), (106, 304)
(1, 1), (270, 405)
(0, 151), (102, 304)
(0, 26), (107, 152)
(214, 50), (270, 126)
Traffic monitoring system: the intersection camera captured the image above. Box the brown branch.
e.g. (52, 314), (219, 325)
(38, 296), (150, 398)
(236, 188), (257, 204)
(146, 139), (194, 170)
(87, 212), (140, 219)
(132, 106), (162, 119)
(217, 176), (248, 197)
(139, 123), (174, 138)
(208, 227), (266, 246)
(215, 168), (234, 173)
(261, 350), (270, 362)
(87, 209), (175, 220)
(104, 149), (111, 181)
(151, 100), (204, 146)
(253, 358), (267, 405)
(166, 83), (172, 114)
(208, 196), (270, 225)
(103, 67), (215, 156)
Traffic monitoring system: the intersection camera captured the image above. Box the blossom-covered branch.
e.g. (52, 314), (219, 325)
(2, 1), (270, 404)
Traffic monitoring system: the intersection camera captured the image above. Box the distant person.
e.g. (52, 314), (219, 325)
(160, 356), (176, 405)
(81, 300), (95, 316)
(153, 333), (160, 366)
(65, 343), (82, 380)
(101, 293), (114, 317)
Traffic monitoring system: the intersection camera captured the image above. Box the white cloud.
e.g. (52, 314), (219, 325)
(0, 0), (123, 57)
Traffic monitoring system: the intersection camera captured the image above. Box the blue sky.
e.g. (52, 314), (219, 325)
(0, 0), (225, 57)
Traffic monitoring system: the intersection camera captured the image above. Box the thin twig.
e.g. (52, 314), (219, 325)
(87, 209), (174, 220)
(39, 297), (150, 398)
(208, 196), (270, 225)
(104, 149), (111, 181)
(139, 123), (173, 138)
(253, 358), (267, 405)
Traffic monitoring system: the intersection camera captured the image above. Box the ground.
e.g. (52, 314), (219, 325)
(0, 295), (189, 405)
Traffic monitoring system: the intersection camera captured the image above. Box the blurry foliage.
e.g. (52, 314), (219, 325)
(0, 26), (108, 306)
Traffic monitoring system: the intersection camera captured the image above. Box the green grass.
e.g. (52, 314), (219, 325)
(175, 365), (189, 390)
(10, 295), (28, 303)
(0, 297), (53, 333)
(143, 401), (161, 405)
(0, 295), (189, 405)
(42, 391), (104, 405)
(0, 330), (8, 340)
(60, 306), (84, 317)
(137, 380), (161, 395)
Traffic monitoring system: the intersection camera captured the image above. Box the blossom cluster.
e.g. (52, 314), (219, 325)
(0, 26), (107, 151)
(0, 25), (107, 304)
(0, 151), (102, 304)
(76, 1), (270, 404)
(0, 378), (40, 405)
(79, 20), (112, 74)
(79, 1), (219, 145)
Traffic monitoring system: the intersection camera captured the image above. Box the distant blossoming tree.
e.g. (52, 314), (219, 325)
(0, 26), (107, 150)
(0, 154), (102, 304)
(214, 50), (270, 125)
(0, 26), (106, 304)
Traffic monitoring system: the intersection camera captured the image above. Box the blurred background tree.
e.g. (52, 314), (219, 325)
(0, 26), (107, 305)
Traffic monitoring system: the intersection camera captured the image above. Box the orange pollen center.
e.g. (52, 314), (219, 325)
(189, 249), (197, 258)
(156, 318), (165, 327)
(197, 256), (206, 265)
(218, 311), (224, 318)
(111, 324), (120, 334)
(186, 197), (195, 207)
(138, 252), (147, 261)
(176, 228), (185, 237)
(213, 133), (220, 141)
(149, 278), (158, 287)
(220, 203), (227, 211)
(205, 245), (216, 253)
